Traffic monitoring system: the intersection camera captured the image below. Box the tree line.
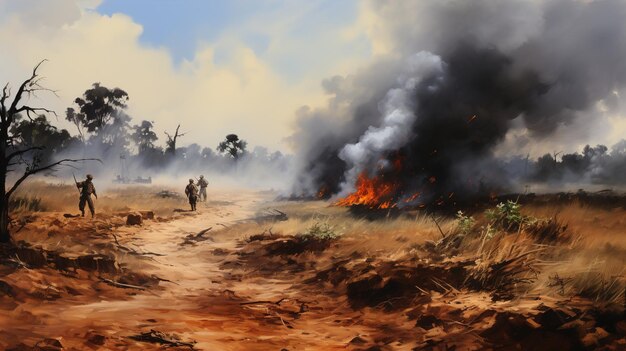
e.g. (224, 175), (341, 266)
(0, 63), (288, 243)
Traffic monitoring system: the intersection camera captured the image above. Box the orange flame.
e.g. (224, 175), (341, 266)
(335, 172), (397, 208)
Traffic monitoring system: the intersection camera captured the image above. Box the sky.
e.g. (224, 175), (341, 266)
(0, 0), (374, 152)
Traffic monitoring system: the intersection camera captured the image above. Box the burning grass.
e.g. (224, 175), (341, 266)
(334, 171), (398, 209)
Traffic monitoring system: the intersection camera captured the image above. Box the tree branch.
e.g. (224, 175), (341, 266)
(6, 157), (101, 199)
(6, 146), (45, 162)
(8, 60), (47, 115)
(16, 105), (57, 120)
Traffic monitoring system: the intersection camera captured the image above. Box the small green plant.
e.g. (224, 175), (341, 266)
(497, 201), (523, 225)
(485, 208), (499, 222)
(299, 221), (340, 241)
(456, 210), (475, 235)
(486, 200), (527, 231)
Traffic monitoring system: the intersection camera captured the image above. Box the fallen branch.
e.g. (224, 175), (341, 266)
(151, 274), (180, 285)
(180, 227), (213, 246)
(194, 227), (213, 238)
(98, 277), (146, 290)
(130, 244), (166, 256)
(240, 297), (288, 306)
(112, 233), (164, 257)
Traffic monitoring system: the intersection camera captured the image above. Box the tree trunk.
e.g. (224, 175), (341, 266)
(0, 169), (9, 244)
(0, 127), (9, 243)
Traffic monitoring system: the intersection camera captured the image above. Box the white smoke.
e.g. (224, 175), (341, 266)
(336, 51), (444, 195)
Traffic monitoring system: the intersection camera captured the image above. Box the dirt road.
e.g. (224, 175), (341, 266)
(2, 189), (372, 350)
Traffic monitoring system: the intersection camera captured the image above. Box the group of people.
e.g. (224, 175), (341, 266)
(184, 175), (209, 211)
(74, 174), (209, 217)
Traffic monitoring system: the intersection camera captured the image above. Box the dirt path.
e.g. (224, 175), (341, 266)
(8, 189), (368, 350)
(61, 189), (275, 350)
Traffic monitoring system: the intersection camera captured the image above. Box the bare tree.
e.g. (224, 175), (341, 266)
(164, 124), (186, 155)
(0, 61), (97, 243)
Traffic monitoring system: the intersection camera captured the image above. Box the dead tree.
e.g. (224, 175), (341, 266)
(0, 61), (98, 243)
(164, 124), (186, 155)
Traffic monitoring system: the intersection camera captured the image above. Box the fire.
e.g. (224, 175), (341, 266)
(335, 172), (397, 209)
(316, 184), (329, 199)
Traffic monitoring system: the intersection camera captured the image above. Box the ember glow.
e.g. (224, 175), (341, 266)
(334, 171), (398, 209)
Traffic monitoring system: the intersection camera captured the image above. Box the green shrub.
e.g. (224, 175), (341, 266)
(486, 200), (528, 231)
(456, 210), (475, 235)
(299, 221), (340, 241)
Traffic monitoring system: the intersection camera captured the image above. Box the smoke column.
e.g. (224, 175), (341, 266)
(290, 0), (626, 204)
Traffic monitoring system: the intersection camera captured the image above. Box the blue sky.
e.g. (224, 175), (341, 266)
(96, 0), (369, 80)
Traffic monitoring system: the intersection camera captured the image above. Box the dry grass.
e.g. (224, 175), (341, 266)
(10, 181), (626, 305)
(10, 180), (189, 216)
(214, 198), (626, 306)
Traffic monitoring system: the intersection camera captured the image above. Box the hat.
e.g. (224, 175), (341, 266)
(86, 174), (93, 180)
(189, 179), (194, 183)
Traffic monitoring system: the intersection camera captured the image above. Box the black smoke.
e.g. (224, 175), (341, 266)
(291, 0), (626, 204)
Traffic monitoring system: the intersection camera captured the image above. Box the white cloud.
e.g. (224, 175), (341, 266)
(0, 0), (368, 151)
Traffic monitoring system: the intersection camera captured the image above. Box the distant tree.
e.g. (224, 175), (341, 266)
(131, 120), (158, 154)
(10, 114), (79, 164)
(165, 124), (185, 155)
(67, 83), (130, 149)
(201, 147), (215, 160)
(252, 146), (269, 160)
(582, 144), (608, 159)
(533, 153), (562, 181)
(217, 134), (247, 159)
(0, 61), (96, 243)
(182, 143), (202, 161)
(269, 150), (285, 163)
(65, 107), (85, 143)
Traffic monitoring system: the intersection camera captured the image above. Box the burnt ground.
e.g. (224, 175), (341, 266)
(0, 188), (624, 350)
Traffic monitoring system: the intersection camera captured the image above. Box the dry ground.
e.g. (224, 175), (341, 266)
(0, 181), (624, 350)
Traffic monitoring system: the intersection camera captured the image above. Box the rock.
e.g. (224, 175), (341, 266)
(35, 338), (64, 351)
(85, 331), (106, 345)
(349, 336), (367, 345)
(126, 213), (143, 226)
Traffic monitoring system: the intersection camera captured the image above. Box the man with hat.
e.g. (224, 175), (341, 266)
(185, 179), (199, 211)
(76, 174), (98, 218)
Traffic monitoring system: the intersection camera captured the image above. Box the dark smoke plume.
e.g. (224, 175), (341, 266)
(290, 0), (626, 204)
